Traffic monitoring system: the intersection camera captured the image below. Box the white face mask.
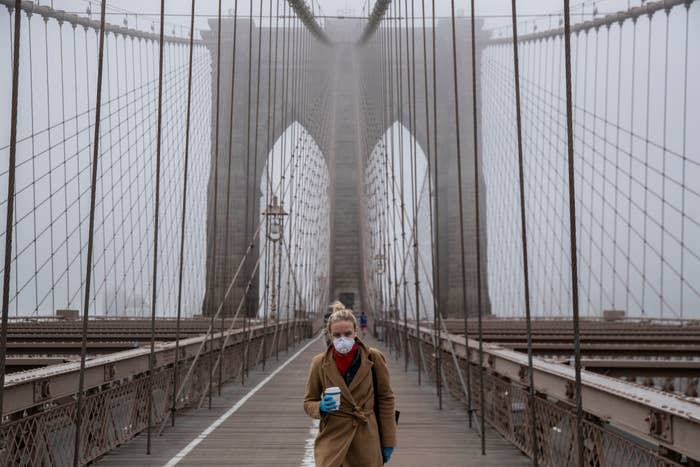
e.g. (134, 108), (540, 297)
(333, 336), (355, 354)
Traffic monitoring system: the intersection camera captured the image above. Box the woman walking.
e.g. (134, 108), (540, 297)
(304, 303), (397, 466)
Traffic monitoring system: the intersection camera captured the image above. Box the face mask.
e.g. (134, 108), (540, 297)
(333, 336), (355, 354)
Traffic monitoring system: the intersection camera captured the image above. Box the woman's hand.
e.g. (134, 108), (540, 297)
(319, 394), (338, 413)
(381, 447), (394, 463)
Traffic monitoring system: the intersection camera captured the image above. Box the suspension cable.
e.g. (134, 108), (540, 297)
(73, 0), (109, 464)
(219, 0), (241, 393)
(430, 0), (444, 411)
(509, 0), (538, 464)
(146, 0), (167, 454)
(171, 0), (199, 427)
(207, 0), (224, 406)
(449, 0), (471, 419)
(0, 0), (22, 421)
(562, 0), (585, 463)
(468, 0), (487, 454)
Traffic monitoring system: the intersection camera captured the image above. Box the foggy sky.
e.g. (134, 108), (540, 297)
(1, 0), (698, 319)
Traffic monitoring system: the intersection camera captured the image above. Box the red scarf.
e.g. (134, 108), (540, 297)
(332, 343), (358, 376)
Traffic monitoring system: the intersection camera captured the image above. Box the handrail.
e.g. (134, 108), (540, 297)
(2, 321), (291, 417)
(382, 319), (700, 462)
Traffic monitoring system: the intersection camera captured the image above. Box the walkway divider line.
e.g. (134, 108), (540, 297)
(163, 334), (322, 467)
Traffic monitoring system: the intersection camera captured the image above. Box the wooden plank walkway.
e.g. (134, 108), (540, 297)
(97, 334), (529, 466)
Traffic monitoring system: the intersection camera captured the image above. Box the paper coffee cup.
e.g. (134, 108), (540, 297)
(325, 386), (341, 410)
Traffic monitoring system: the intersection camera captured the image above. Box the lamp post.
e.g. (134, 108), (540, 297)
(263, 196), (287, 367)
(374, 254), (385, 338)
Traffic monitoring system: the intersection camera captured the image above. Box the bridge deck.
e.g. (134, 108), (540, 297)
(97, 335), (529, 466)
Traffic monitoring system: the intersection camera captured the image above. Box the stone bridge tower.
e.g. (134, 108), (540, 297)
(202, 17), (491, 319)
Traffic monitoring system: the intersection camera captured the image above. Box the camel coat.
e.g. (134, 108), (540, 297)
(304, 339), (397, 467)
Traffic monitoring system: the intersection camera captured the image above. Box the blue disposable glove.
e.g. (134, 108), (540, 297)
(381, 447), (394, 463)
(319, 394), (338, 413)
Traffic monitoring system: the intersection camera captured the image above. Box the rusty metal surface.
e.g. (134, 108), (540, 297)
(382, 320), (700, 464)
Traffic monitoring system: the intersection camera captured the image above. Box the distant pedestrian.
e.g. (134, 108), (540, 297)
(304, 303), (397, 466)
(359, 311), (368, 338)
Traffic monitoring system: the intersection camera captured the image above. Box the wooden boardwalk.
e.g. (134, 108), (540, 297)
(97, 335), (529, 466)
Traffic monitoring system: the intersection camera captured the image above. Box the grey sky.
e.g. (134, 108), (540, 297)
(1, 1), (697, 318)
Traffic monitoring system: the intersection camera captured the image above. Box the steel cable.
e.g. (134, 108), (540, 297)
(509, 0), (538, 463)
(73, 0), (109, 464)
(561, 0), (585, 463)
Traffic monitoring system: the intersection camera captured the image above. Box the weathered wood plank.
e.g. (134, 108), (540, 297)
(97, 334), (529, 466)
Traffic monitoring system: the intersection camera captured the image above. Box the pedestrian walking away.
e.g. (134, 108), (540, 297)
(304, 303), (397, 466)
(359, 311), (368, 338)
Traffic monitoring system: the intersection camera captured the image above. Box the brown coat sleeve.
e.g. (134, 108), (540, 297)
(370, 348), (397, 448)
(303, 354), (324, 419)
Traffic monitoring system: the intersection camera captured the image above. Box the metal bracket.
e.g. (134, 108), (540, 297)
(104, 363), (116, 381)
(487, 355), (496, 369)
(33, 379), (51, 402)
(518, 365), (528, 384)
(648, 410), (673, 443)
(565, 380), (575, 400)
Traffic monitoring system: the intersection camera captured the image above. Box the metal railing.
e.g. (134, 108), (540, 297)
(381, 320), (698, 466)
(0, 320), (310, 466)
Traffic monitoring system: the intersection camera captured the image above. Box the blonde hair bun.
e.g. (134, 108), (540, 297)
(326, 301), (358, 335)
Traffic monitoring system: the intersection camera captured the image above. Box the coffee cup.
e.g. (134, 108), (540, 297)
(324, 386), (341, 410)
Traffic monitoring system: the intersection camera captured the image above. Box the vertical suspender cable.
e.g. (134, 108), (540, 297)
(220, 0), (241, 392)
(408, 0), (421, 383)
(42, 16), (56, 315)
(242, 0), (255, 380)
(398, 0), (409, 372)
(561, 1), (585, 464)
(171, 0), (198, 427)
(73, 1), (108, 465)
(448, 0), (470, 419)
(431, 0), (443, 410)
(209, 0), (224, 401)
(381, 22), (392, 344)
(386, 0), (397, 354)
(251, 0), (265, 358)
(419, 0), (433, 391)
(381, 15), (391, 350)
(391, 0), (401, 357)
(288, 18), (300, 345)
(147, 0), (167, 454)
(680, 2), (690, 319)
(468, 0), (486, 455)
(624, 18), (638, 318)
(279, 2), (290, 352)
(0, 0), (23, 422)
(261, 0), (275, 369)
(277, 0), (288, 357)
(659, 10), (670, 318)
(509, 0), (538, 464)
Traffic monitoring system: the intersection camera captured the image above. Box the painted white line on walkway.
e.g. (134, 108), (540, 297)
(164, 335), (322, 467)
(300, 419), (320, 466)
